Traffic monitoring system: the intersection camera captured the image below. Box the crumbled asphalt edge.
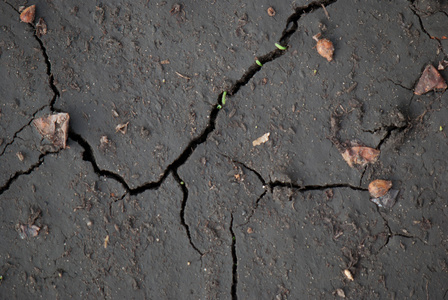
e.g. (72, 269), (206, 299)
(229, 213), (238, 300)
(172, 171), (204, 257)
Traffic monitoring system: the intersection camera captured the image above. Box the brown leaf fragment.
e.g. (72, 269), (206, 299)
(18, 224), (40, 239)
(414, 64), (447, 95)
(20, 5), (36, 24)
(115, 122), (129, 134)
(33, 113), (70, 149)
(252, 132), (270, 146)
(341, 145), (380, 168)
(36, 18), (47, 37)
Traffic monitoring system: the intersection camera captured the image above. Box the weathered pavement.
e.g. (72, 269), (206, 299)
(1, 0), (447, 299)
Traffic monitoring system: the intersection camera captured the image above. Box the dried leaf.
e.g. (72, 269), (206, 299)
(36, 18), (47, 37)
(341, 145), (380, 168)
(414, 64), (447, 95)
(18, 224), (40, 239)
(33, 113), (70, 149)
(20, 5), (36, 24)
(252, 132), (270, 146)
(115, 122), (129, 134)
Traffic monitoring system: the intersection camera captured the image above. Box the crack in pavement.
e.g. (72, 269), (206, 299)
(172, 171), (204, 257)
(42, 0), (340, 196)
(0, 153), (50, 196)
(409, 5), (446, 56)
(229, 213), (238, 300)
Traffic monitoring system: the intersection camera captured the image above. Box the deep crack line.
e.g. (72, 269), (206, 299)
(172, 171), (204, 257)
(268, 181), (367, 192)
(226, 0), (339, 98)
(230, 213), (238, 300)
(0, 153), (48, 196)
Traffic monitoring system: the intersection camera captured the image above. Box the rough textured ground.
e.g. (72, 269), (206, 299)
(1, 0), (447, 299)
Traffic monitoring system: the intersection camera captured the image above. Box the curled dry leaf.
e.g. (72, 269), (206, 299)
(341, 145), (380, 168)
(313, 33), (334, 62)
(20, 5), (36, 23)
(33, 113), (70, 149)
(414, 64), (447, 95)
(252, 132), (270, 146)
(36, 18), (47, 37)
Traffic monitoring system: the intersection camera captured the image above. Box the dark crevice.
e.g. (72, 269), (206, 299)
(69, 131), (133, 192)
(268, 181), (367, 192)
(375, 125), (408, 150)
(31, 25), (61, 110)
(386, 78), (413, 91)
(0, 153), (49, 196)
(0, 103), (49, 156)
(237, 190), (267, 227)
(219, 154), (267, 186)
(409, 5), (447, 56)
(172, 171), (204, 257)
(225, 0), (338, 98)
(230, 213), (238, 300)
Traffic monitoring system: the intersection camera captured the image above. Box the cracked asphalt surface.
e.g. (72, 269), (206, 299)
(1, 0), (448, 299)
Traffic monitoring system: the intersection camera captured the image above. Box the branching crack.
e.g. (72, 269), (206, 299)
(0, 153), (50, 196)
(409, 5), (447, 56)
(172, 171), (204, 257)
(230, 213), (238, 300)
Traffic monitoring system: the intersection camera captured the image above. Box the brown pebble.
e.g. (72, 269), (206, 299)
(20, 5), (36, 24)
(247, 227), (253, 234)
(313, 33), (334, 62)
(267, 7), (276, 17)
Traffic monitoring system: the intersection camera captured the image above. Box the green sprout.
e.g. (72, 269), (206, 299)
(217, 105), (222, 109)
(440, 126), (443, 131)
(180, 181), (184, 185)
(222, 91), (227, 105)
(256, 60), (263, 67)
(275, 43), (287, 50)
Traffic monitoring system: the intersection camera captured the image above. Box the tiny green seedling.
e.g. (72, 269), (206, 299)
(256, 60), (263, 67)
(217, 105), (222, 109)
(275, 43), (287, 50)
(440, 126), (443, 131)
(222, 91), (227, 105)
(180, 181), (184, 185)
